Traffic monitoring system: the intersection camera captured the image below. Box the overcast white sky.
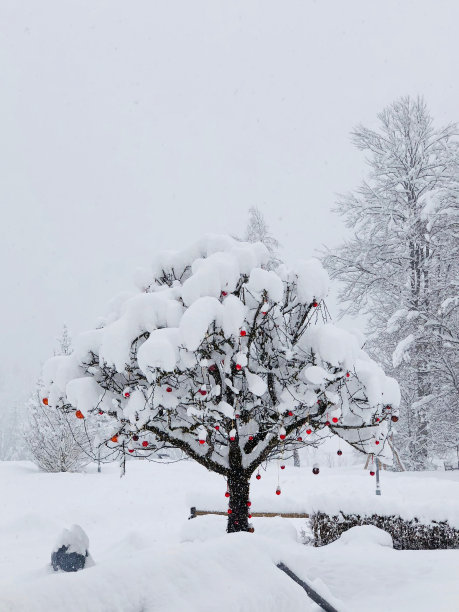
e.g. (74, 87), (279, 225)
(1, 0), (459, 399)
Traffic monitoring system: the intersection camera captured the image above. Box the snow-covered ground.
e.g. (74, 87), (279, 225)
(0, 459), (458, 611)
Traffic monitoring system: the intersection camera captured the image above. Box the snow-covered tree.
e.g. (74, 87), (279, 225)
(324, 96), (459, 469)
(25, 326), (94, 472)
(42, 236), (399, 532)
(244, 206), (281, 270)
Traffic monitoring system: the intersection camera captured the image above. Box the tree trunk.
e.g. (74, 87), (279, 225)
(227, 441), (250, 533)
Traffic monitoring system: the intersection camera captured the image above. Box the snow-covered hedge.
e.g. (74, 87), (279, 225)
(310, 511), (459, 550)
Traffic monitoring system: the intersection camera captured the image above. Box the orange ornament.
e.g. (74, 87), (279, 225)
(75, 410), (84, 419)
(111, 435), (118, 443)
(42, 397), (49, 406)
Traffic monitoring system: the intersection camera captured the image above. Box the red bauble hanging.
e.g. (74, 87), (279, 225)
(142, 441), (148, 447)
(99, 410), (103, 415)
(75, 410), (84, 419)
(337, 450), (343, 456)
(42, 397), (49, 406)
(332, 417), (339, 424)
(279, 434), (286, 440)
(256, 474), (261, 480)
(230, 436), (235, 441)
(111, 435), (118, 443)
(391, 415), (399, 423)
(240, 329), (247, 337)
(227, 509), (232, 514)
(236, 364), (242, 371)
(375, 440), (380, 445)
(128, 449), (134, 453)
(288, 411), (293, 416)
(249, 435), (253, 441)
(346, 372), (350, 378)
(276, 487), (281, 495)
(297, 436), (303, 441)
(166, 387), (172, 393)
(225, 491), (230, 498)
(221, 291), (228, 297)
(325, 421), (330, 426)
(124, 391), (130, 398)
(312, 467), (320, 475)
(132, 435), (139, 441)
(385, 405), (391, 410)
(199, 389), (207, 396)
(247, 501), (251, 507)
(215, 425), (220, 431)
(199, 439), (205, 445)
(370, 471), (375, 476)
(248, 514), (252, 519)
(312, 300), (318, 307)
(280, 465), (285, 470)
(306, 429), (312, 435)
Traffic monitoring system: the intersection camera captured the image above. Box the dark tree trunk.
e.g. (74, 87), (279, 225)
(227, 440), (250, 533)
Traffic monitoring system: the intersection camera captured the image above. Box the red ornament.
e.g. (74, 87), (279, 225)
(236, 364), (242, 371)
(391, 415), (399, 423)
(297, 436), (303, 441)
(208, 364), (217, 372)
(227, 509), (232, 514)
(142, 441), (148, 447)
(111, 435), (118, 443)
(248, 514), (252, 519)
(199, 439), (205, 445)
(235, 413), (240, 419)
(337, 450), (343, 456)
(346, 372), (350, 378)
(256, 474), (261, 480)
(166, 387), (172, 393)
(221, 291), (228, 297)
(42, 397), (49, 406)
(75, 410), (84, 419)
(276, 487), (281, 495)
(124, 391), (130, 398)
(240, 329), (247, 337)
(375, 440), (380, 445)
(312, 467), (320, 475)
(325, 421), (330, 426)
(262, 311), (267, 315)
(370, 471), (375, 476)
(225, 491), (230, 498)
(132, 435), (139, 441)
(312, 300), (318, 307)
(280, 465), (285, 470)
(279, 434), (286, 440)
(306, 429), (312, 435)
(332, 417), (339, 424)
(376, 418), (380, 422)
(247, 501), (251, 507)
(249, 435), (254, 441)
(128, 449), (134, 453)
(385, 405), (391, 410)
(215, 425), (220, 431)
(230, 436), (235, 441)
(99, 410), (103, 415)
(288, 411), (293, 417)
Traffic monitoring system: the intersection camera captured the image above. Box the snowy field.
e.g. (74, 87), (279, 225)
(0, 460), (458, 612)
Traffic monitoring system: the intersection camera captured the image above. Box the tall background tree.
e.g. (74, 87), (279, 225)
(324, 96), (459, 469)
(42, 236), (399, 532)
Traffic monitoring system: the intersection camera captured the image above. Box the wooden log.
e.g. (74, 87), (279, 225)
(190, 508), (309, 519)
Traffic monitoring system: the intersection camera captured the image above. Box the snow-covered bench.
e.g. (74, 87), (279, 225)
(444, 462), (459, 471)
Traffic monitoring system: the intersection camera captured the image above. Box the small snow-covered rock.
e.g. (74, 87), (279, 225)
(51, 525), (94, 572)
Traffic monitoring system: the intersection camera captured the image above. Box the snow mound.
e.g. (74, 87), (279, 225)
(334, 525), (393, 548)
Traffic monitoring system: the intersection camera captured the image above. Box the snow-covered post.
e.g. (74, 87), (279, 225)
(42, 236), (400, 533)
(375, 458), (381, 496)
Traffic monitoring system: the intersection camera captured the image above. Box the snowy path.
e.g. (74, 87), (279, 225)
(0, 461), (458, 611)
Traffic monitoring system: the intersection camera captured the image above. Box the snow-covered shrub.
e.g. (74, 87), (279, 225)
(51, 525), (93, 572)
(310, 511), (459, 550)
(42, 235), (400, 532)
